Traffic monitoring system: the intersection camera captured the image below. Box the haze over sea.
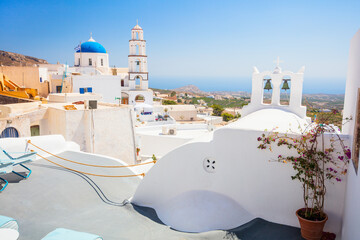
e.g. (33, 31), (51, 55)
(150, 77), (345, 94)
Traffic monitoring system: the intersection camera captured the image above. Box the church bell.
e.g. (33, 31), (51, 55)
(136, 61), (140, 65)
(264, 79), (272, 91)
(281, 79), (290, 91)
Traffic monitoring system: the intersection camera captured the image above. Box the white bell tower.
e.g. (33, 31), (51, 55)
(242, 58), (308, 119)
(128, 21), (148, 90)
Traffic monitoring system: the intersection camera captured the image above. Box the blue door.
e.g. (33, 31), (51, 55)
(0, 127), (19, 138)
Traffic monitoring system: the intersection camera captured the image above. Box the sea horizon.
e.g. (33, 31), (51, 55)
(149, 77), (346, 94)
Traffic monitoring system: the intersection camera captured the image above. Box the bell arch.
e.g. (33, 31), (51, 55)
(135, 75), (143, 89)
(280, 75), (291, 105)
(263, 76), (273, 104)
(135, 58), (142, 72)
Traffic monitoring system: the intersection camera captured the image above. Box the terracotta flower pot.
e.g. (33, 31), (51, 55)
(296, 208), (328, 240)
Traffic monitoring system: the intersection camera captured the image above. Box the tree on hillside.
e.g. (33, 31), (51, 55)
(170, 91), (176, 97)
(222, 112), (234, 122)
(211, 104), (224, 116)
(163, 100), (177, 105)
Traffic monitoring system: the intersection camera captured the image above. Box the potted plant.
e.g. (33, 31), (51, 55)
(136, 147), (140, 157)
(257, 113), (350, 240)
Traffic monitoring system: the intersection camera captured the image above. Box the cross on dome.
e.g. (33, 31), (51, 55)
(274, 56), (283, 67)
(133, 20), (142, 30)
(273, 56), (283, 74)
(88, 32), (95, 42)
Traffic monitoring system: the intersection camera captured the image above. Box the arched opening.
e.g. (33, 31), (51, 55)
(136, 32), (139, 40)
(135, 59), (141, 72)
(0, 127), (19, 138)
(135, 94), (145, 103)
(121, 79), (124, 87)
(121, 92), (129, 104)
(280, 76), (291, 105)
(135, 76), (142, 89)
(136, 44), (140, 55)
(263, 76), (273, 104)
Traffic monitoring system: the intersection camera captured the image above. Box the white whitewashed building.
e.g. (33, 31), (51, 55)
(49, 23), (153, 106)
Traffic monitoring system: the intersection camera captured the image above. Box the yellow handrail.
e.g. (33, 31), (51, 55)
(36, 152), (145, 178)
(28, 140), (156, 168)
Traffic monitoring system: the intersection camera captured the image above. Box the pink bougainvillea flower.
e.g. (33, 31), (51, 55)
(345, 149), (351, 159)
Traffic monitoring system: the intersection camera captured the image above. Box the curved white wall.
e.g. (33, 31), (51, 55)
(0, 135), (80, 158)
(341, 29), (360, 240)
(133, 121), (348, 234)
(136, 124), (211, 158)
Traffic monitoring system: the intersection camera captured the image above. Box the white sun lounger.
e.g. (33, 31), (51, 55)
(0, 148), (36, 192)
(42, 228), (103, 240)
(0, 215), (19, 231)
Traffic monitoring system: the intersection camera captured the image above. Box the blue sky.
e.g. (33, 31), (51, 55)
(0, 0), (359, 93)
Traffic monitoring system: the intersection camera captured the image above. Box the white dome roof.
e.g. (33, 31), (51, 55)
(228, 108), (309, 133)
(88, 36), (96, 42)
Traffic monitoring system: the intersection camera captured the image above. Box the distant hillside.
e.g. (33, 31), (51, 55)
(150, 88), (172, 94)
(0, 50), (48, 66)
(173, 84), (207, 95)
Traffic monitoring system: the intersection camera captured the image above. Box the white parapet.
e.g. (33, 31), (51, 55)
(242, 65), (307, 120)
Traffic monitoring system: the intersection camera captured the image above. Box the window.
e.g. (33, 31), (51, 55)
(0, 127), (19, 138)
(121, 80), (124, 87)
(79, 87), (93, 94)
(78, 58), (80, 66)
(89, 58), (92, 66)
(352, 89), (360, 174)
(40, 77), (43, 83)
(31, 125), (40, 136)
(56, 86), (62, 93)
(101, 59), (103, 66)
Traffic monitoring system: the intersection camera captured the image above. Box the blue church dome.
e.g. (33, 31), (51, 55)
(76, 37), (106, 53)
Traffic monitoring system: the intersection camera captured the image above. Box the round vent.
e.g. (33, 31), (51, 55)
(203, 157), (216, 173)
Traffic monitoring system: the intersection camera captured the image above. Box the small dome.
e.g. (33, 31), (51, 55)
(273, 66), (282, 74)
(76, 37), (106, 53)
(132, 24), (142, 30)
(229, 109), (309, 133)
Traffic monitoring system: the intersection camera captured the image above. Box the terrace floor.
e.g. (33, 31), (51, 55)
(0, 151), (303, 239)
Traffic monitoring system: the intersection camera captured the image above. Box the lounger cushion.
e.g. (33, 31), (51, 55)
(0, 165), (13, 174)
(0, 215), (19, 231)
(42, 228), (103, 240)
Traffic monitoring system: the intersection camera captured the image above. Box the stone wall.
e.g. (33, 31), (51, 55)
(0, 94), (31, 104)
